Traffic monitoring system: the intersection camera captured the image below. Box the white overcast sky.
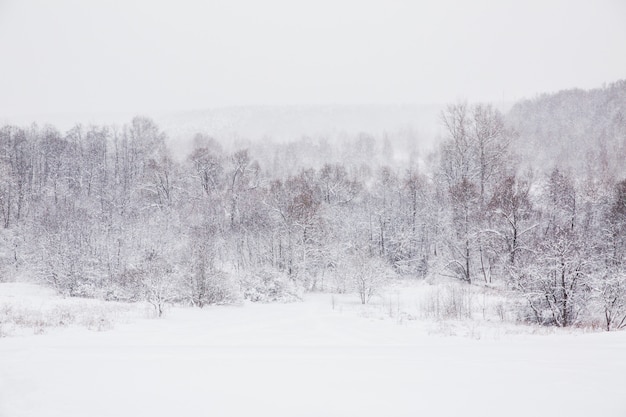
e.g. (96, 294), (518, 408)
(0, 0), (625, 118)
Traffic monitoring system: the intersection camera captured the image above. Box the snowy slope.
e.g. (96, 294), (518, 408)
(0, 284), (625, 417)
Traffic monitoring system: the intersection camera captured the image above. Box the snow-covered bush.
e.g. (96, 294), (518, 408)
(140, 266), (182, 318)
(240, 268), (302, 302)
(186, 269), (240, 307)
(351, 255), (394, 304)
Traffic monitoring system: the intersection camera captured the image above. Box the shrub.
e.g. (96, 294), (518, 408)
(186, 269), (240, 307)
(240, 268), (302, 302)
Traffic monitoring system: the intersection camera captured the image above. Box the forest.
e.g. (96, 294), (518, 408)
(1, 81), (625, 330)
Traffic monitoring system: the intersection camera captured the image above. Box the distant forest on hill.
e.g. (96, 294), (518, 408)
(1, 80), (625, 329)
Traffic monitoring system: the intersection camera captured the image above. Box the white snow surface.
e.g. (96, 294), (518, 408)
(1, 282), (625, 417)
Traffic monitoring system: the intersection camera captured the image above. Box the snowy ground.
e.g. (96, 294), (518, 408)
(1, 282), (625, 417)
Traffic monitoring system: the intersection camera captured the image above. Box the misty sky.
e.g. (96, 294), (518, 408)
(0, 0), (625, 119)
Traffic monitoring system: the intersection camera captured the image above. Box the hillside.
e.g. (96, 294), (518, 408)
(506, 80), (626, 176)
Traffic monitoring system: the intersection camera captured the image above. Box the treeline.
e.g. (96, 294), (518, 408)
(0, 83), (625, 329)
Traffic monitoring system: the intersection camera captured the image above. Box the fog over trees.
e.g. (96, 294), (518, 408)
(1, 81), (625, 328)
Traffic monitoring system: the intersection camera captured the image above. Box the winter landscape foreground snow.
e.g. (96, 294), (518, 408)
(1, 282), (625, 417)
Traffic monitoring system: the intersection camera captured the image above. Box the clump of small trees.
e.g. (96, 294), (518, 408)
(435, 100), (626, 330)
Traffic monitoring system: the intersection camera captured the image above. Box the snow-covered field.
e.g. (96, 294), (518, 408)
(1, 282), (625, 417)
